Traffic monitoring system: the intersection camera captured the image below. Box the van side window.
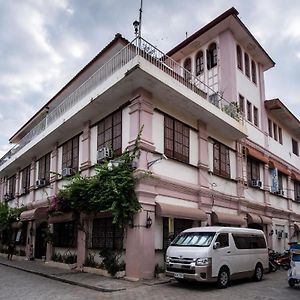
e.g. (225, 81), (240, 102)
(215, 233), (229, 248)
(232, 234), (266, 249)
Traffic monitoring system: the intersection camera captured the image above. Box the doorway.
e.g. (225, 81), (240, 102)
(35, 222), (48, 259)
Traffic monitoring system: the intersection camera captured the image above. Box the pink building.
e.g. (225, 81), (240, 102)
(0, 7), (300, 280)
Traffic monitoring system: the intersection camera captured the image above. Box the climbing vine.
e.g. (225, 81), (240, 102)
(49, 129), (146, 227)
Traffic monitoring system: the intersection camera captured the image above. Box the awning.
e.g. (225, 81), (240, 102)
(246, 146), (268, 164)
(269, 159), (290, 176)
(211, 211), (246, 226)
(291, 172), (300, 182)
(20, 206), (48, 222)
(156, 202), (207, 221)
(294, 223), (300, 232)
(247, 213), (261, 224)
(11, 221), (23, 229)
(48, 212), (75, 224)
(260, 215), (272, 225)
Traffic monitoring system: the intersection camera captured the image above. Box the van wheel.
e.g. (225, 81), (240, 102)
(253, 264), (263, 281)
(288, 279), (295, 287)
(217, 267), (229, 289)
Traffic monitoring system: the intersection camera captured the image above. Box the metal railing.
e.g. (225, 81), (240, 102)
(0, 37), (242, 167)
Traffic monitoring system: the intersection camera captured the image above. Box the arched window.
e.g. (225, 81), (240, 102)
(251, 59), (257, 84)
(244, 53), (250, 78)
(236, 45), (243, 71)
(183, 57), (192, 81)
(207, 42), (217, 70)
(195, 51), (204, 76)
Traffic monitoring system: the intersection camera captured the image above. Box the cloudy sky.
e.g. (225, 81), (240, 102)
(0, 0), (299, 157)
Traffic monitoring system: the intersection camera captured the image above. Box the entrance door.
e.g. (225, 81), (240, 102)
(35, 222), (48, 259)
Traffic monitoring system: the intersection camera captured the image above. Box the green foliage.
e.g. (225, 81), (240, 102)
(222, 102), (240, 121)
(0, 203), (26, 243)
(50, 129), (145, 227)
(99, 248), (125, 276)
(84, 252), (101, 268)
(51, 252), (77, 264)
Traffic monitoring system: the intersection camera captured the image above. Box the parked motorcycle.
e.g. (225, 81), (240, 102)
(268, 249), (279, 272)
(275, 250), (290, 270)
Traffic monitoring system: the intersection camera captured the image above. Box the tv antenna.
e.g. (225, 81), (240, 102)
(133, 0), (143, 38)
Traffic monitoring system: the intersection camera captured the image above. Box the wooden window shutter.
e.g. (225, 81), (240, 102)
(164, 116), (174, 158)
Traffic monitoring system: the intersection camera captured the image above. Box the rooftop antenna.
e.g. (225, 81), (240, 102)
(133, 0), (143, 38)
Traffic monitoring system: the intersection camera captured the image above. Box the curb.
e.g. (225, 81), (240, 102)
(0, 261), (125, 293)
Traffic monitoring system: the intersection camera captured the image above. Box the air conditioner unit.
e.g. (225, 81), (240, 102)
(62, 167), (73, 177)
(20, 187), (28, 195)
(295, 196), (300, 202)
(251, 179), (262, 188)
(208, 93), (219, 108)
(3, 193), (12, 201)
(97, 147), (113, 162)
(275, 189), (284, 196)
(36, 179), (46, 187)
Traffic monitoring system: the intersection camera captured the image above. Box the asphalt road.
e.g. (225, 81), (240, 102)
(0, 265), (299, 300)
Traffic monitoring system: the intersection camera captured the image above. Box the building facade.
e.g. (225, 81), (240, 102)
(0, 7), (300, 279)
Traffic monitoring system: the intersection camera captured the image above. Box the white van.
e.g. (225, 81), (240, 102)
(165, 227), (268, 288)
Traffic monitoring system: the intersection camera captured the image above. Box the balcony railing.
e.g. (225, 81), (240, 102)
(0, 37), (242, 167)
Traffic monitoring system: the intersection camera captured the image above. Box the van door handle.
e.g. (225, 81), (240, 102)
(227, 251), (231, 253)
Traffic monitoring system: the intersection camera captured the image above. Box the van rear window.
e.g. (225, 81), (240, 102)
(232, 234), (266, 249)
(171, 232), (215, 247)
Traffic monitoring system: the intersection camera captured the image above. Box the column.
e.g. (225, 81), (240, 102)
(29, 158), (36, 203)
(46, 224), (53, 261)
(125, 194), (156, 279)
(80, 121), (91, 176)
(263, 164), (270, 206)
(15, 170), (20, 206)
(50, 144), (59, 197)
(287, 175), (293, 211)
(129, 88), (155, 170)
(76, 215), (88, 268)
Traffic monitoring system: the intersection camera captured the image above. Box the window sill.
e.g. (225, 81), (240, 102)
(209, 171), (236, 182)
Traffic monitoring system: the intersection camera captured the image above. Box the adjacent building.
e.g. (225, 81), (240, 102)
(0, 7), (299, 279)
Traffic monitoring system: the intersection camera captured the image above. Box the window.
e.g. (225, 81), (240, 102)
(239, 94), (245, 116)
(247, 101), (252, 122)
(195, 51), (204, 76)
(232, 234), (266, 249)
(6, 175), (16, 200)
(295, 181), (300, 202)
(163, 218), (193, 249)
(236, 45), (243, 71)
(244, 53), (250, 77)
(268, 119), (273, 137)
(213, 141), (230, 178)
(62, 136), (79, 171)
(164, 115), (189, 163)
(292, 138), (299, 156)
(92, 217), (123, 249)
(183, 57), (192, 81)
(53, 221), (77, 248)
(215, 233), (229, 248)
(251, 60), (257, 84)
(273, 123), (278, 141)
(97, 110), (122, 157)
(278, 172), (283, 191)
(21, 165), (31, 194)
(253, 106), (259, 127)
(38, 153), (51, 183)
(278, 127), (283, 145)
(247, 157), (260, 182)
(207, 42), (217, 70)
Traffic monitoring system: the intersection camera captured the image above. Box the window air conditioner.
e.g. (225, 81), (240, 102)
(20, 187), (28, 195)
(36, 179), (46, 187)
(251, 179), (262, 188)
(275, 189), (284, 196)
(3, 193), (12, 201)
(97, 147), (113, 162)
(295, 196), (300, 202)
(62, 167), (73, 177)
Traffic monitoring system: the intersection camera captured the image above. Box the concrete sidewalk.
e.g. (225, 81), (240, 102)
(0, 256), (170, 293)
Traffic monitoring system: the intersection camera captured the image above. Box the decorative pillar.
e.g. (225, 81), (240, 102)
(263, 163), (270, 206)
(125, 194), (156, 280)
(80, 121), (91, 176)
(129, 88), (155, 169)
(76, 215), (88, 268)
(287, 175), (293, 211)
(236, 141), (245, 199)
(29, 159), (36, 203)
(50, 144), (59, 197)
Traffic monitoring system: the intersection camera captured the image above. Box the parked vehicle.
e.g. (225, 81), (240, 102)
(288, 244), (300, 287)
(165, 227), (268, 288)
(268, 249), (279, 272)
(275, 250), (290, 270)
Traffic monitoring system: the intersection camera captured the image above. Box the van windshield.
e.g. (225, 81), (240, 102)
(171, 232), (216, 247)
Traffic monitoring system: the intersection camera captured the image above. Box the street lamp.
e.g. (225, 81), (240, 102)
(133, 20), (139, 37)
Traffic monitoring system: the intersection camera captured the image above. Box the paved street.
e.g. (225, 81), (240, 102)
(0, 264), (299, 300)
